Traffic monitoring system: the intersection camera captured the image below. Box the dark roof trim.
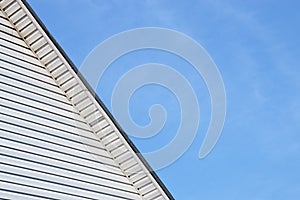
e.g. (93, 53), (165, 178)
(22, 0), (174, 199)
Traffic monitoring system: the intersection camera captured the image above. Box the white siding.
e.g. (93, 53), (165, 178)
(0, 6), (141, 199)
(1, 0), (173, 199)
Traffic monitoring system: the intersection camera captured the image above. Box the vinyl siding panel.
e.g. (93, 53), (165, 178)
(1, 1), (173, 199)
(0, 4), (142, 199)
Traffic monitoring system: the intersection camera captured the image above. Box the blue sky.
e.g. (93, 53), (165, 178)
(28, 0), (300, 199)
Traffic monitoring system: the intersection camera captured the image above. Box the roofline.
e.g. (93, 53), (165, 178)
(21, 0), (174, 199)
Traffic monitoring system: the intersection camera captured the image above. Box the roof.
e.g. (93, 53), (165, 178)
(0, 0), (174, 199)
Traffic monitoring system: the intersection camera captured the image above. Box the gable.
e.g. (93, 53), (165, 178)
(0, 0), (173, 199)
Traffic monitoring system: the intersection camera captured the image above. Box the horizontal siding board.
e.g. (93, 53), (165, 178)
(0, 106), (89, 136)
(0, 163), (140, 199)
(0, 63), (54, 87)
(0, 94), (89, 128)
(0, 15), (13, 27)
(0, 55), (46, 78)
(0, 180), (136, 200)
(0, 58), (54, 84)
(1, 33), (29, 54)
(0, 43), (36, 63)
(0, 138), (122, 175)
(0, 159), (138, 199)
(0, 98), (88, 131)
(0, 113), (102, 147)
(0, 29), (27, 48)
(0, 190), (51, 200)
(0, 22), (22, 40)
(0, 74), (72, 105)
(0, 66), (65, 95)
(0, 147), (130, 190)
(0, 191), (59, 200)
(0, 43), (47, 69)
(1, 85), (66, 109)
(0, 128), (111, 165)
(0, 175), (109, 200)
(0, 36), (36, 57)
(0, 31), (20, 45)
(0, 122), (110, 159)
(0, 87), (78, 116)
(0, 49), (44, 70)
(1, 152), (136, 191)
(0, 174), (93, 200)
(0, 152), (131, 187)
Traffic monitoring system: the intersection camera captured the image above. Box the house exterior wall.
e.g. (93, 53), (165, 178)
(0, 1), (174, 199)
(0, 7), (144, 200)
